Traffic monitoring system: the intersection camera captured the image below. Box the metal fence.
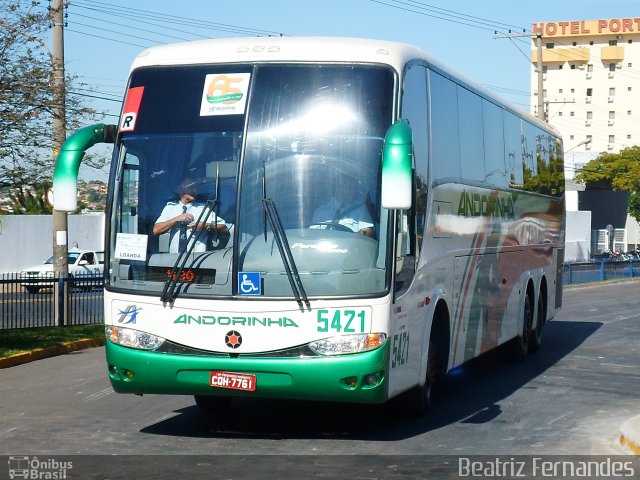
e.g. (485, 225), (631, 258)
(0, 273), (104, 330)
(563, 260), (640, 285)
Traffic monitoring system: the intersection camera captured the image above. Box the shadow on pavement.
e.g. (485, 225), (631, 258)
(140, 320), (601, 441)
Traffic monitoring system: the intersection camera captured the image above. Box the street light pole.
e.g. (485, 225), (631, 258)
(51, 0), (68, 279)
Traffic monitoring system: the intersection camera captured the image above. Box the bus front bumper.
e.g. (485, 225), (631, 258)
(105, 340), (389, 404)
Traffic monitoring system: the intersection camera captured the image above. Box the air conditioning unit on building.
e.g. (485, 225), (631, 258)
(586, 72), (592, 79)
(591, 229), (609, 255)
(607, 143), (615, 150)
(585, 96), (592, 103)
(608, 72), (615, 79)
(579, 64), (585, 70)
(585, 143), (591, 150)
(585, 120), (592, 127)
(608, 96), (615, 103)
(613, 229), (627, 253)
(608, 119), (615, 126)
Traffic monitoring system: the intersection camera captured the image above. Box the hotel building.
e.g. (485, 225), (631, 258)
(531, 18), (640, 255)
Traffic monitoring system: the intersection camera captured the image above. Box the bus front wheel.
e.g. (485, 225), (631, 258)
(403, 333), (442, 417)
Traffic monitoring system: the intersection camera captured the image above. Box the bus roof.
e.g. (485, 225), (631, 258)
(130, 36), (423, 72)
(129, 36), (557, 137)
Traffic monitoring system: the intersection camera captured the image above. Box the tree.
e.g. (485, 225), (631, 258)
(575, 145), (640, 222)
(0, 0), (107, 213)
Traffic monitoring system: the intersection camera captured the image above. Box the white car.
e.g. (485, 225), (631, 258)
(20, 250), (104, 294)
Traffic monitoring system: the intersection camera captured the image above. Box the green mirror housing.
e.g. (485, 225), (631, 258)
(53, 123), (116, 212)
(381, 119), (413, 209)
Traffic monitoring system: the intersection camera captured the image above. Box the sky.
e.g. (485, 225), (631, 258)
(51, 0), (639, 177)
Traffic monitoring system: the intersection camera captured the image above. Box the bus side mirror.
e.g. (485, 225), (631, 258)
(53, 123), (116, 212)
(381, 119), (413, 210)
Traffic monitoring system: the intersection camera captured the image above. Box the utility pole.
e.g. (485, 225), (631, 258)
(51, 0), (67, 277)
(494, 31), (546, 121)
(535, 34), (545, 122)
(51, 0), (68, 325)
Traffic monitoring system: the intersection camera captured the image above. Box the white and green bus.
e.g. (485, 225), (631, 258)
(54, 37), (565, 413)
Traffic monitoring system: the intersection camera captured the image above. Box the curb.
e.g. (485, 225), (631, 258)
(620, 415), (640, 456)
(0, 337), (105, 369)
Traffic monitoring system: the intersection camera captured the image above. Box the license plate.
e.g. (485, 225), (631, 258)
(209, 371), (256, 392)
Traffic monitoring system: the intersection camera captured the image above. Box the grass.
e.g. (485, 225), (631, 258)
(0, 324), (104, 358)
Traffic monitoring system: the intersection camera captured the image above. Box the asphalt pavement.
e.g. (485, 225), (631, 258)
(1, 280), (639, 458)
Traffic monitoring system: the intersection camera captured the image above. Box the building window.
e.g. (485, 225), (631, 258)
(572, 42), (577, 46)
(590, 41), (594, 45)
(558, 65), (563, 70)
(586, 111), (593, 119)
(546, 43), (554, 49)
(628, 135), (632, 140)
(571, 88), (575, 93)
(609, 87), (615, 96)
(628, 110), (632, 115)
(570, 111), (575, 116)
(628, 63), (633, 67)
(542, 65), (548, 73)
(609, 111), (615, 119)
(609, 39), (618, 46)
(610, 63), (616, 72)
(628, 87), (632, 92)
(587, 64), (593, 72)
(558, 112), (563, 117)
(559, 88), (563, 93)
(609, 135), (615, 143)
(570, 135), (575, 140)
(586, 88), (592, 96)
(571, 64), (576, 70)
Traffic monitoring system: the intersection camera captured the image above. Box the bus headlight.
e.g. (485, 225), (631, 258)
(106, 325), (165, 351)
(308, 333), (386, 356)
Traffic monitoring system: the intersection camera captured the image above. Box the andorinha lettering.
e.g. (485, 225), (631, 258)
(457, 190), (517, 219)
(174, 314), (299, 328)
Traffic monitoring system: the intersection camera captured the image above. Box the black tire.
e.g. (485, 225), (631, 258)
(529, 295), (545, 354)
(25, 286), (40, 294)
(194, 395), (232, 412)
(402, 334), (441, 417)
(512, 292), (533, 361)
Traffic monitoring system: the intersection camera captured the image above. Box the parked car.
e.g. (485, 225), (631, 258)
(20, 249), (104, 294)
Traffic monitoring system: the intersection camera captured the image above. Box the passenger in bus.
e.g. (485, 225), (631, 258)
(153, 178), (228, 253)
(310, 183), (375, 238)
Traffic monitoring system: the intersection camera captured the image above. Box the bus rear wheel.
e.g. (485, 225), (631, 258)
(529, 296), (545, 354)
(512, 292), (533, 361)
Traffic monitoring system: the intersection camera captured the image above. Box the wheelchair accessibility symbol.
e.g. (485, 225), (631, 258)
(238, 272), (262, 295)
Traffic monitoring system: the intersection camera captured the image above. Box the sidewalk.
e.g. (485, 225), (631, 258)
(621, 415), (640, 455)
(0, 337), (104, 369)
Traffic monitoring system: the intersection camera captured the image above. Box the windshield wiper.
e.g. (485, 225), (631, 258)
(262, 197), (310, 309)
(160, 197), (218, 303)
(260, 161), (308, 308)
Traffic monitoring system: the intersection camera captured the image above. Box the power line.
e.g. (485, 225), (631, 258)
(71, 0), (285, 37)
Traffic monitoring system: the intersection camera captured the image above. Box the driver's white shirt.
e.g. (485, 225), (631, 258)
(311, 198), (373, 232)
(155, 200), (226, 252)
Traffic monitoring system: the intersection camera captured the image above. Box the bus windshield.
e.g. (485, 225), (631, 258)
(109, 63), (395, 299)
